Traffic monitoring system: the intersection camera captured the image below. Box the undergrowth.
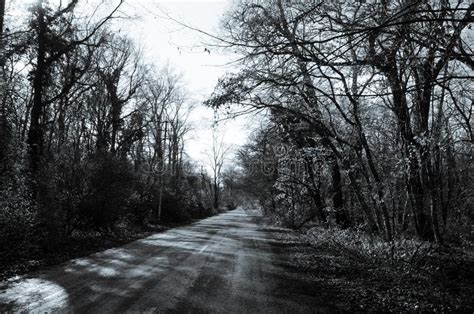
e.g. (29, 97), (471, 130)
(305, 226), (474, 280)
(271, 224), (474, 311)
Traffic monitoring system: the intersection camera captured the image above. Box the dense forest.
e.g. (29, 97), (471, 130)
(0, 0), (237, 273)
(209, 0), (473, 244)
(0, 0), (473, 311)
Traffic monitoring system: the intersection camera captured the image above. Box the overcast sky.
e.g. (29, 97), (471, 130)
(121, 0), (252, 168)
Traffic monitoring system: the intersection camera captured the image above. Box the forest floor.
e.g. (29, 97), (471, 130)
(266, 219), (474, 312)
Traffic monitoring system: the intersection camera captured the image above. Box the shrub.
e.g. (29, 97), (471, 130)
(78, 154), (137, 231)
(159, 191), (191, 223)
(306, 226), (434, 268)
(226, 202), (237, 211)
(0, 176), (36, 262)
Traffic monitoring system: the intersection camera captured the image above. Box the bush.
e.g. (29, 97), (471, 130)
(78, 155), (137, 231)
(188, 201), (213, 219)
(306, 226), (434, 268)
(0, 177), (36, 262)
(159, 191), (191, 223)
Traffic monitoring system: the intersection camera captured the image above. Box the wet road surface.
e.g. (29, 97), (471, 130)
(0, 208), (327, 313)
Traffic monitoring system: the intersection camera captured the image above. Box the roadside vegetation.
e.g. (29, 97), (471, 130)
(0, 1), (237, 280)
(209, 0), (474, 310)
(266, 222), (474, 311)
(0, 0), (473, 309)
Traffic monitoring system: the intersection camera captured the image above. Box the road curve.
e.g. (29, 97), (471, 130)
(0, 208), (327, 313)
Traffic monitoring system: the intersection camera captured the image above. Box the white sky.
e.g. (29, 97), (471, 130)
(118, 0), (252, 168)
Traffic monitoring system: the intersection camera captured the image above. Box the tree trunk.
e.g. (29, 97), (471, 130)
(331, 158), (349, 228)
(27, 1), (47, 176)
(0, 0), (4, 35)
(108, 84), (121, 155)
(0, 0), (8, 173)
(213, 177), (219, 210)
(384, 60), (434, 241)
(304, 157), (326, 222)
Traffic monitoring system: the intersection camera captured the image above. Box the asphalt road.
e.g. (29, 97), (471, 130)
(0, 208), (327, 313)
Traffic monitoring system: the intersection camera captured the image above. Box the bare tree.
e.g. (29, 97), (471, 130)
(27, 0), (123, 178)
(207, 127), (231, 210)
(207, 0), (473, 242)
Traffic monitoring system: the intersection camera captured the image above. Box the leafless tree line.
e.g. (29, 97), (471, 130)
(0, 0), (231, 258)
(208, 0), (473, 243)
